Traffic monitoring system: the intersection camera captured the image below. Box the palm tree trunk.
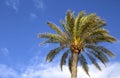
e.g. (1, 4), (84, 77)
(71, 52), (78, 78)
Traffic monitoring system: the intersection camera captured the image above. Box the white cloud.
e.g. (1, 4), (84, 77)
(0, 48), (9, 56)
(0, 64), (20, 78)
(5, 0), (20, 11)
(0, 62), (120, 78)
(22, 62), (120, 78)
(33, 0), (44, 9)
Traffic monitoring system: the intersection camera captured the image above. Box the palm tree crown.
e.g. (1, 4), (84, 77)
(38, 10), (116, 77)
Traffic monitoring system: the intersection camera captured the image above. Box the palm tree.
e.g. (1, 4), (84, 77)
(38, 10), (116, 78)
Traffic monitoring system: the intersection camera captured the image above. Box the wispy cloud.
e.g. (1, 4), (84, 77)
(0, 61), (120, 78)
(33, 0), (44, 9)
(0, 48), (9, 56)
(5, 0), (20, 11)
(29, 0), (46, 20)
(29, 13), (38, 20)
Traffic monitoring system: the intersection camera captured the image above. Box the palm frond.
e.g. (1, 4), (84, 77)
(74, 11), (85, 39)
(91, 51), (108, 66)
(47, 22), (63, 35)
(38, 33), (65, 42)
(86, 45), (109, 66)
(85, 34), (116, 44)
(93, 46), (114, 58)
(78, 14), (106, 40)
(39, 39), (60, 46)
(65, 10), (75, 36)
(38, 33), (60, 39)
(68, 55), (72, 73)
(60, 20), (68, 33)
(60, 50), (69, 71)
(46, 47), (63, 62)
(94, 34), (116, 43)
(86, 52), (101, 71)
(79, 54), (90, 76)
(78, 14), (96, 37)
(93, 19), (106, 30)
(60, 20), (71, 38)
(88, 28), (109, 37)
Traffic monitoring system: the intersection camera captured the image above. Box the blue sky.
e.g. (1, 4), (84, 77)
(0, 0), (120, 78)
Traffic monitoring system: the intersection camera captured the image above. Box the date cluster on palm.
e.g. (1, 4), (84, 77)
(70, 43), (84, 53)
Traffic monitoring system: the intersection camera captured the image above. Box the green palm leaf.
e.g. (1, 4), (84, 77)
(60, 50), (69, 71)
(86, 52), (101, 71)
(74, 11), (85, 39)
(78, 14), (106, 39)
(38, 33), (65, 42)
(60, 20), (72, 39)
(79, 54), (90, 76)
(85, 34), (116, 44)
(47, 22), (63, 35)
(65, 10), (75, 36)
(68, 55), (72, 73)
(89, 28), (109, 36)
(46, 47), (63, 62)
(86, 45), (109, 66)
(39, 39), (60, 46)
(91, 46), (114, 57)
(91, 50), (108, 66)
